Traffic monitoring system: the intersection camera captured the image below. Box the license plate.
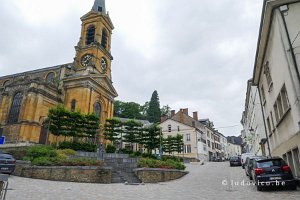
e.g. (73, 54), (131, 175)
(1, 168), (8, 170)
(269, 177), (282, 180)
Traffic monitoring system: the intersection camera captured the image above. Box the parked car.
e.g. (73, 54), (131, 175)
(229, 156), (241, 167)
(241, 153), (255, 169)
(245, 156), (267, 178)
(250, 157), (297, 191)
(0, 153), (16, 175)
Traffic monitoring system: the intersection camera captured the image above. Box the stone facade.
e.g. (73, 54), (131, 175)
(134, 168), (188, 183)
(0, 0), (117, 145)
(13, 161), (112, 184)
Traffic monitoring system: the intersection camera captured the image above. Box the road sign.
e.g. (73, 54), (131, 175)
(0, 136), (5, 145)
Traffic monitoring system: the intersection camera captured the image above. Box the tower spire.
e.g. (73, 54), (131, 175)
(92, 0), (106, 13)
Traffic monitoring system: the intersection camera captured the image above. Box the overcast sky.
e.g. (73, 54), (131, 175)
(0, 0), (264, 136)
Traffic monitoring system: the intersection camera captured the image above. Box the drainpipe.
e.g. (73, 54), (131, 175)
(280, 7), (300, 85)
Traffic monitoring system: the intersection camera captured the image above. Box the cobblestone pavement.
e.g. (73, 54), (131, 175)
(5, 162), (300, 200)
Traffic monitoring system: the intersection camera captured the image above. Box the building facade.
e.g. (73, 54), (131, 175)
(0, 0), (117, 144)
(252, 0), (300, 177)
(241, 79), (267, 156)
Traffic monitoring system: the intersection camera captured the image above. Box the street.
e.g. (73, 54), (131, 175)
(5, 161), (300, 200)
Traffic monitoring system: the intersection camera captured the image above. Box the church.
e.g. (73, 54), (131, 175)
(0, 0), (117, 144)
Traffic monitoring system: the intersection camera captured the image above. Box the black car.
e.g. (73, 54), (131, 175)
(0, 153), (16, 175)
(250, 157), (297, 191)
(229, 156), (241, 167)
(245, 156), (267, 178)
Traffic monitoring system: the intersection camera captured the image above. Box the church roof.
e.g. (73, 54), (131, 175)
(92, 0), (106, 13)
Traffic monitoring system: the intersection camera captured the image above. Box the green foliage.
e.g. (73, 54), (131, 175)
(103, 118), (122, 145)
(161, 105), (171, 117)
(146, 90), (161, 123)
(31, 157), (53, 166)
(56, 149), (76, 156)
(105, 144), (116, 153)
(123, 120), (143, 148)
(162, 155), (183, 162)
(114, 100), (146, 120)
(142, 123), (161, 154)
(162, 134), (183, 155)
(58, 141), (97, 152)
(138, 158), (185, 170)
(118, 148), (134, 154)
(26, 145), (57, 160)
(48, 104), (99, 139)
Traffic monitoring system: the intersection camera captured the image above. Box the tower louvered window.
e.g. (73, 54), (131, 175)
(8, 92), (23, 124)
(101, 29), (108, 49)
(86, 25), (95, 45)
(71, 99), (76, 112)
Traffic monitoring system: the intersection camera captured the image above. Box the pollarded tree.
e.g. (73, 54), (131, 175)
(146, 90), (161, 123)
(173, 134), (184, 154)
(143, 123), (161, 154)
(123, 120), (143, 150)
(103, 118), (122, 146)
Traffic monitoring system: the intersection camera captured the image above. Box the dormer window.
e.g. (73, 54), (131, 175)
(98, 6), (102, 12)
(46, 72), (55, 83)
(86, 25), (95, 45)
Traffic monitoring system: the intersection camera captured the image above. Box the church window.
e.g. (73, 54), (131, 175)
(98, 7), (102, 12)
(94, 102), (101, 120)
(46, 72), (55, 83)
(71, 99), (76, 111)
(101, 29), (108, 49)
(8, 92), (23, 124)
(86, 25), (95, 45)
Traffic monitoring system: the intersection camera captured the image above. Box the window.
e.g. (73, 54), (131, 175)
(208, 140), (211, 148)
(261, 85), (266, 104)
(86, 25), (95, 45)
(94, 102), (101, 118)
(177, 126), (180, 132)
(168, 124), (171, 132)
(270, 111), (275, 130)
(186, 134), (191, 142)
(98, 6), (102, 12)
(3, 80), (10, 86)
(101, 29), (108, 49)
(46, 72), (55, 83)
(8, 92), (23, 124)
(71, 99), (76, 112)
(184, 145), (192, 153)
(273, 85), (290, 124)
(264, 61), (273, 89)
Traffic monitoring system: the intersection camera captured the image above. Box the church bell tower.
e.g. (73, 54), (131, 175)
(74, 0), (114, 80)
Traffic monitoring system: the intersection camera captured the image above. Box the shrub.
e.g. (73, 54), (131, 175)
(141, 153), (156, 159)
(138, 158), (185, 170)
(26, 145), (56, 160)
(58, 141), (97, 152)
(118, 148), (133, 154)
(105, 144), (116, 153)
(162, 155), (183, 162)
(56, 149), (76, 156)
(31, 157), (53, 166)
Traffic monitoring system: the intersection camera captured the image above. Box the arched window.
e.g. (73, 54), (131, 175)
(86, 25), (95, 45)
(3, 80), (10, 86)
(71, 99), (76, 111)
(101, 29), (108, 49)
(8, 92), (23, 124)
(46, 72), (55, 83)
(94, 102), (101, 119)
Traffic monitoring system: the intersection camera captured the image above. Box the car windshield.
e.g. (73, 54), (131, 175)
(0, 154), (13, 159)
(257, 159), (285, 168)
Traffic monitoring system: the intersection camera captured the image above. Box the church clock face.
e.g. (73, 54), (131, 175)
(81, 54), (93, 67)
(101, 57), (107, 71)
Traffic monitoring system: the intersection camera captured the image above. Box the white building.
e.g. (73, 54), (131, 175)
(227, 142), (242, 158)
(160, 109), (208, 161)
(241, 79), (267, 156)
(252, 0), (300, 177)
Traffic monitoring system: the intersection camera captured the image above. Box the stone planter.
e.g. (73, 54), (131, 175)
(133, 168), (188, 183)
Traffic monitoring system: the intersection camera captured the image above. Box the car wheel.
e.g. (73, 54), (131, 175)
(289, 185), (297, 190)
(249, 175), (253, 180)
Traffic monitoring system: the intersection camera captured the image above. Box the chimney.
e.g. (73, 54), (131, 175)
(170, 110), (176, 118)
(161, 116), (167, 123)
(183, 108), (188, 115)
(193, 111), (198, 121)
(180, 109), (184, 123)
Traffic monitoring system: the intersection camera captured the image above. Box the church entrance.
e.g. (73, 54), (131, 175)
(39, 126), (48, 144)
